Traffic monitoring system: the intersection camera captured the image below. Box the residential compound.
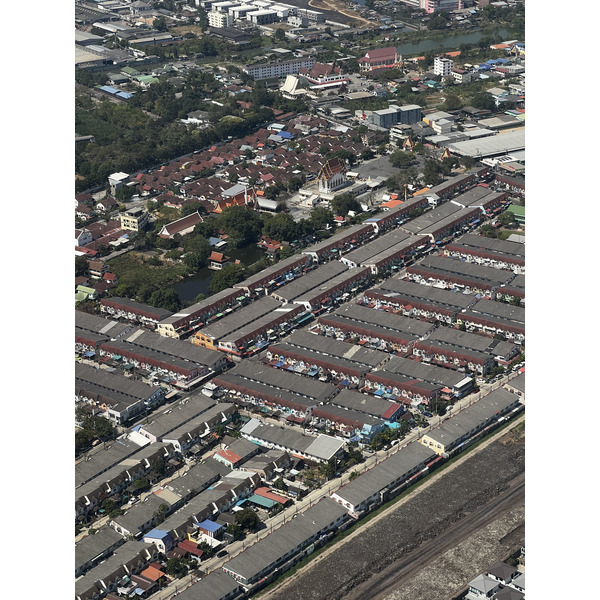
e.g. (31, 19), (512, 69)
(75, 126), (525, 599)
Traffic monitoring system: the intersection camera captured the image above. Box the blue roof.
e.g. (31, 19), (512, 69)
(197, 519), (222, 532)
(100, 85), (119, 94)
(116, 91), (134, 99)
(278, 131), (293, 139)
(145, 529), (171, 540)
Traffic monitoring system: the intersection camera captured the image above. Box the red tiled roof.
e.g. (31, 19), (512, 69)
(140, 566), (165, 582)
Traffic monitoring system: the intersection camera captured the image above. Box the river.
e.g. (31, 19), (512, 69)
(172, 244), (267, 304)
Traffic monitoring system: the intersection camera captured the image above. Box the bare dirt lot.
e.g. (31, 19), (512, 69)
(260, 421), (525, 600)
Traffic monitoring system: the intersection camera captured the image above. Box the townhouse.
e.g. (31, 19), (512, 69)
(99, 297), (173, 328)
(363, 369), (444, 408)
(458, 298), (525, 345)
(240, 419), (345, 464)
(405, 255), (515, 297)
(331, 442), (437, 516)
(300, 223), (376, 263)
(443, 233), (525, 273)
(156, 288), (243, 339)
(283, 329), (389, 371)
(340, 230), (430, 276)
(362, 277), (478, 324)
(419, 387), (523, 456)
(328, 388), (405, 423)
(265, 342), (369, 387)
(75, 363), (166, 424)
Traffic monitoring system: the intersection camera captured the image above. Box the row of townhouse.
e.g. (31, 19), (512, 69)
(75, 443), (177, 522)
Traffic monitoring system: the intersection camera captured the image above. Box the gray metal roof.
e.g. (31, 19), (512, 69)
(121, 329), (225, 368)
(228, 360), (337, 403)
(428, 327), (517, 356)
(374, 277), (478, 311)
(341, 229), (412, 264)
(138, 395), (216, 439)
(470, 298), (525, 324)
(75, 363), (161, 401)
(75, 311), (133, 338)
(330, 304), (434, 338)
(424, 387), (521, 449)
(328, 389), (400, 419)
(75, 525), (124, 573)
(333, 442), (435, 509)
(400, 202), (463, 234)
(272, 261), (348, 302)
(411, 255), (514, 286)
(452, 233), (525, 260)
(384, 355), (471, 388)
(200, 296), (283, 341)
(284, 330), (389, 368)
(446, 128), (524, 158)
(223, 499), (347, 582)
(176, 569), (241, 600)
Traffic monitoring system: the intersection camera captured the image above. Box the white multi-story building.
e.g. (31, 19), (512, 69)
(434, 56), (454, 77)
(208, 10), (233, 27)
(243, 57), (316, 80)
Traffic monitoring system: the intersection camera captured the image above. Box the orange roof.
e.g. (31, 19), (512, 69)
(381, 199), (403, 209)
(412, 187), (430, 196)
(445, 51), (461, 58)
(140, 566), (165, 582)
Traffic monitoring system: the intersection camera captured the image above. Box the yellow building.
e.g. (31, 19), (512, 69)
(120, 207), (149, 232)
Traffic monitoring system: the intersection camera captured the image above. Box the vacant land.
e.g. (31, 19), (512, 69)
(262, 421), (525, 600)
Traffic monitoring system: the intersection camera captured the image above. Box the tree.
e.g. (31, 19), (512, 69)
(133, 477), (150, 492)
(422, 159), (443, 186)
(209, 263), (245, 294)
(75, 255), (89, 277)
(389, 150), (416, 169)
(227, 523), (244, 540)
(235, 508), (261, 532)
(442, 93), (462, 111)
(471, 92), (496, 112)
(153, 16), (169, 32)
(165, 557), (188, 579)
(331, 193), (361, 217)
(147, 288), (182, 312)
(308, 206), (334, 231)
(274, 28), (286, 42)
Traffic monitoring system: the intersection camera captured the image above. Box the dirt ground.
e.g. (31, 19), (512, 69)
(259, 419), (525, 600)
(307, 0), (377, 28)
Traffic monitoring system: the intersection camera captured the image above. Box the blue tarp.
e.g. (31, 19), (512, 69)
(275, 360), (285, 368)
(374, 388), (385, 396)
(84, 351), (95, 358)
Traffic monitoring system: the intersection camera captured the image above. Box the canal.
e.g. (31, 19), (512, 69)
(172, 244), (267, 304)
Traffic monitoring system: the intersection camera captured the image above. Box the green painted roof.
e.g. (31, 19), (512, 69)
(506, 205), (525, 216)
